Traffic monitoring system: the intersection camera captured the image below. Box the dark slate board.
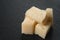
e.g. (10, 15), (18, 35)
(1, 0), (60, 40)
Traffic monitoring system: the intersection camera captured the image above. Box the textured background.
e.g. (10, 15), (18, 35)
(1, 0), (60, 40)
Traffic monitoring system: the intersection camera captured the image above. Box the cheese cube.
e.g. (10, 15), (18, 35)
(46, 8), (53, 24)
(22, 17), (36, 34)
(42, 8), (53, 25)
(35, 24), (51, 39)
(25, 6), (46, 23)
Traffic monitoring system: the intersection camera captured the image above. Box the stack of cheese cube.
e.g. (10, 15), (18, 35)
(21, 6), (53, 39)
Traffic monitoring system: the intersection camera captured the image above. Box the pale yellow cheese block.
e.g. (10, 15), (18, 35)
(25, 6), (46, 23)
(46, 8), (53, 25)
(22, 17), (36, 34)
(35, 24), (51, 39)
(42, 8), (53, 25)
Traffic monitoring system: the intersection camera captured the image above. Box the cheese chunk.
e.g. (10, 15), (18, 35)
(25, 6), (46, 23)
(46, 8), (53, 24)
(42, 8), (53, 25)
(22, 17), (36, 34)
(35, 24), (51, 39)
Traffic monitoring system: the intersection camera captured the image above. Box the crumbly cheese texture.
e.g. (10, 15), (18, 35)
(46, 8), (53, 25)
(21, 6), (53, 39)
(35, 8), (53, 39)
(22, 17), (36, 34)
(42, 8), (53, 25)
(25, 6), (46, 23)
(35, 24), (51, 39)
